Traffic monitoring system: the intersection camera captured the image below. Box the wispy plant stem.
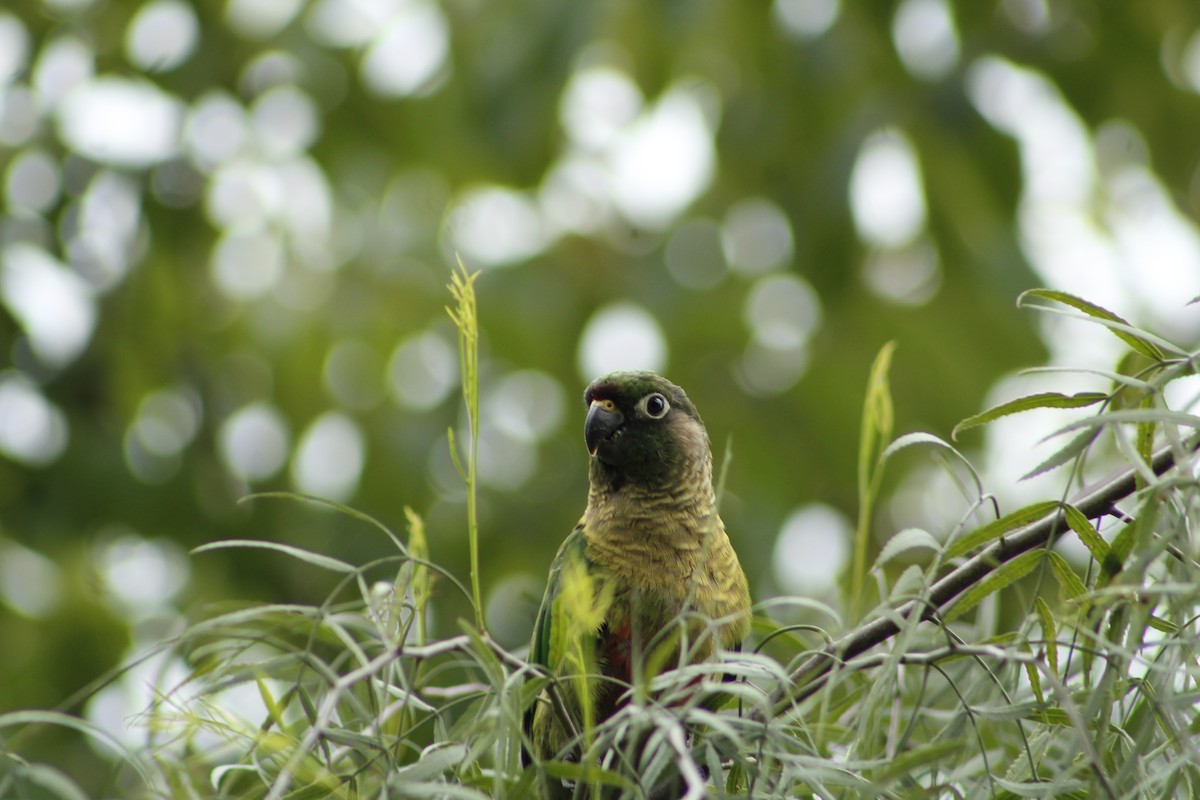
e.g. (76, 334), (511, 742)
(447, 260), (485, 631)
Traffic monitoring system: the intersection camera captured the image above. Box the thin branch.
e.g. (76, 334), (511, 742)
(767, 438), (1198, 715)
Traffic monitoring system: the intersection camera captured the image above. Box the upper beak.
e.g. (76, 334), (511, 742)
(585, 401), (623, 456)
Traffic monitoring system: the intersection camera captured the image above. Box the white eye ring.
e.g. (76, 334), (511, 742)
(638, 392), (670, 419)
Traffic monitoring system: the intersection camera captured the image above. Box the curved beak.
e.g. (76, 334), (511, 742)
(584, 401), (623, 456)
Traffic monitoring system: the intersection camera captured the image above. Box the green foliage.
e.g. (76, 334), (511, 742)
(6, 287), (1200, 799)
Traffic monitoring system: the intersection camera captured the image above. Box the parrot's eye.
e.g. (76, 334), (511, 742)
(639, 392), (670, 419)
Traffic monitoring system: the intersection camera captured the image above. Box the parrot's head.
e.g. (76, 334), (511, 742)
(582, 371), (711, 494)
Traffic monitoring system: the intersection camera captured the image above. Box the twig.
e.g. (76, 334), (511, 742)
(766, 438), (1198, 715)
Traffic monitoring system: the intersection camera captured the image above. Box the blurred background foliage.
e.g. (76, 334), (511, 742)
(3, 0), (1200, 788)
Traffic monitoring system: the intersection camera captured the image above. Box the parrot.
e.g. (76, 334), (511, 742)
(524, 371), (751, 789)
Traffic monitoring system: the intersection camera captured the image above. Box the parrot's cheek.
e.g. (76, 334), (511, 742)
(591, 435), (626, 466)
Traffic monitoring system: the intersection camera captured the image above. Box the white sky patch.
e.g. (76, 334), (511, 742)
(608, 82), (718, 230)
(291, 411), (366, 501)
(447, 185), (548, 268)
(0, 541), (63, 617)
(0, 372), (69, 467)
(57, 76), (184, 168)
(772, 0), (841, 39)
(218, 401), (291, 482)
(1103, 165), (1200, 338)
(577, 302), (668, 379)
(360, 2), (450, 98)
(387, 330), (457, 411)
(850, 128), (927, 249)
(125, 0), (199, 73)
(722, 197), (795, 276)
(560, 65), (644, 151)
(772, 503), (850, 595)
(892, 0), (960, 81)
(2, 244), (96, 367)
(0, 13), (29, 85)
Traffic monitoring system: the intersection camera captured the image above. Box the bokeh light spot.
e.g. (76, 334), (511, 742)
(250, 85), (319, 157)
(185, 92), (248, 170)
(361, 2), (450, 98)
(560, 65), (643, 151)
(892, 0), (960, 81)
(447, 185), (547, 268)
(34, 36), (93, 107)
(5, 148), (61, 213)
(225, 0), (304, 40)
(0, 372), (69, 466)
(0, 542), (62, 618)
(849, 128), (927, 249)
(772, 504), (850, 594)
(2, 243), (97, 367)
(722, 198), (795, 276)
(773, 0), (841, 39)
(0, 13), (30, 86)
(609, 83), (718, 230)
(665, 218), (726, 290)
(218, 401), (291, 481)
(862, 240), (941, 306)
(125, 0), (200, 73)
(324, 339), (386, 411)
(743, 272), (821, 350)
(98, 531), (190, 619)
(291, 412), (366, 501)
(57, 76), (184, 168)
(485, 370), (565, 444)
(577, 303), (668, 379)
(388, 331), (457, 411)
(210, 228), (286, 300)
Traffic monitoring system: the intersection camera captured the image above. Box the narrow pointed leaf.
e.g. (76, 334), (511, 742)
(1061, 505), (1108, 561)
(1047, 552), (1086, 600)
(1021, 428), (1100, 481)
(1034, 597), (1058, 676)
(875, 527), (941, 567)
(944, 550), (1044, 622)
(945, 501), (1061, 560)
(952, 392), (1107, 440)
(192, 540), (355, 573)
(1019, 288), (1165, 360)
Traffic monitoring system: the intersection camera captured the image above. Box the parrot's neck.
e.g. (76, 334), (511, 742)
(582, 451), (717, 549)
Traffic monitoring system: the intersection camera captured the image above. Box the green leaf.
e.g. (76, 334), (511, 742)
(1034, 596), (1058, 677)
(874, 527), (941, 568)
(1020, 428), (1100, 481)
(1061, 505), (1108, 561)
(849, 341), (897, 617)
(192, 540), (356, 573)
(1101, 520), (1138, 583)
(1019, 288), (1166, 360)
(944, 550), (1044, 622)
(952, 392), (1107, 440)
(1047, 552), (1086, 601)
(945, 501), (1061, 560)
